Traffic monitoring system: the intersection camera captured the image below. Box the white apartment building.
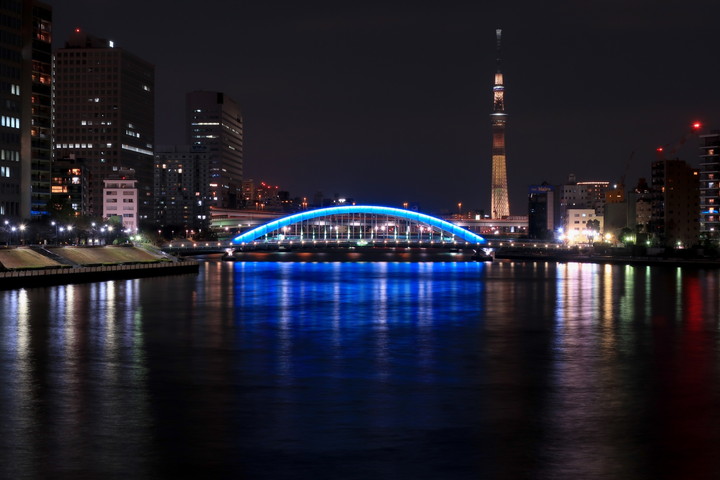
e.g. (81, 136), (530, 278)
(563, 208), (604, 245)
(103, 177), (138, 233)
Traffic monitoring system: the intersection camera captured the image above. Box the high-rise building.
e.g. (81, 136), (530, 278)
(51, 155), (87, 214)
(698, 130), (720, 241)
(621, 178), (653, 242)
(242, 179), (255, 206)
(527, 183), (555, 239)
(0, 1), (26, 219)
(29, 1), (51, 218)
(186, 91), (243, 210)
(53, 29), (154, 222)
(649, 159), (699, 247)
(154, 145), (210, 229)
(490, 28), (510, 219)
(0, 0), (51, 220)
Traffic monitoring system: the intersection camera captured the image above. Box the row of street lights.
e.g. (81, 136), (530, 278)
(3, 219), (26, 245)
(1, 217), (133, 247)
(50, 221), (75, 244)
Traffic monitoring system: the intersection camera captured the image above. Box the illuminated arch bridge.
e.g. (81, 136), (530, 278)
(231, 205), (486, 246)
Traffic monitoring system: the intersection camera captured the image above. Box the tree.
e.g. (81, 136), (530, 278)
(585, 219), (600, 243)
(45, 196), (75, 223)
(619, 227), (634, 245)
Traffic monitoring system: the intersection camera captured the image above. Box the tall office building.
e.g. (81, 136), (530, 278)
(698, 130), (720, 241)
(53, 29), (154, 222)
(29, 1), (51, 217)
(0, 0), (51, 220)
(649, 159), (699, 247)
(51, 155), (87, 214)
(186, 91), (243, 210)
(154, 145), (211, 229)
(490, 28), (510, 219)
(527, 183), (555, 239)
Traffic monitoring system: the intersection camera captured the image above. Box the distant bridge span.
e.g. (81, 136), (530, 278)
(231, 205), (486, 245)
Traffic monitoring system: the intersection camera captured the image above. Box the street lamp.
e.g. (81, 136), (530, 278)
(51, 221), (59, 244)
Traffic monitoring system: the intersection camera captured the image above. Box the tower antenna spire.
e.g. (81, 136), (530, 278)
(496, 28), (502, 72)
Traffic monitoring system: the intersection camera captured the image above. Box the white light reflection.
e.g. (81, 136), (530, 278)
(99, 281), (118, 354)
(547, 262), (624, 478)
(0, 289), (33, 474)
(619, 265), (635, 321)
(50, 284), (85, 464)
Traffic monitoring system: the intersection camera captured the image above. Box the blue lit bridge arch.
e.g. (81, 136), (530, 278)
(231, 205), (486, 246)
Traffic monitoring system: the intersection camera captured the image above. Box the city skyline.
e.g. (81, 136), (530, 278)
(45, 0), (720, 213)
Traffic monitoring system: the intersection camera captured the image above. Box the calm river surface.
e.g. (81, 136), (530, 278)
(1, 257), (720, 479)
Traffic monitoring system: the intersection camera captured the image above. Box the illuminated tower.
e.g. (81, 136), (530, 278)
(490, 28), (510, 218)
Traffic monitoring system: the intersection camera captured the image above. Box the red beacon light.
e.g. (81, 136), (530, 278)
(74, 27), (81, 33)
(656, 147), (664, 152)
(692, 122), (702, 130)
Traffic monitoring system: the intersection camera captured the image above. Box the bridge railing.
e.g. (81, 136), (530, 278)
(162, 238), (569, 253)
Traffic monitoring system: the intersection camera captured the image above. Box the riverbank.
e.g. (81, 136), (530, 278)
(0, 245), (199, 290)
(493, 249), (720, 268)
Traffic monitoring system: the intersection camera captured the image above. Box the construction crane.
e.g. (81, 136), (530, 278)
(606, 151), (635, 204)
(619, 150), (635, 189)
(655, 121), (702, 160)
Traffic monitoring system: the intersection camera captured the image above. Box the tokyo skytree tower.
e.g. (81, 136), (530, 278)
(490, 28), (510, 218)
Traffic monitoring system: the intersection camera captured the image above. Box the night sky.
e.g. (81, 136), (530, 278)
(46, 0), (720, 213)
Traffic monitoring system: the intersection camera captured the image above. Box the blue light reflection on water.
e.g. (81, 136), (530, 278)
(0, 260), (720, 479)
(227, 261), (491, 477)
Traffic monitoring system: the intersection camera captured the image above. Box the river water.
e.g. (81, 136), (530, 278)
(1, 257), (719, 479)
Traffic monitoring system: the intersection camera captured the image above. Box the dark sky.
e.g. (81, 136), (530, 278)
(46, 0), (720, 213)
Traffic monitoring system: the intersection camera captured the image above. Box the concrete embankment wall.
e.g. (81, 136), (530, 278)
(0, 246), (199, 290)
(0, 261), (199, 290)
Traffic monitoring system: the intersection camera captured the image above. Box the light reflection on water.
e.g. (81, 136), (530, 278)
(0, 259), (719, 479)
